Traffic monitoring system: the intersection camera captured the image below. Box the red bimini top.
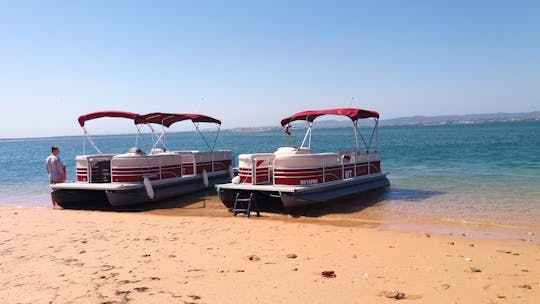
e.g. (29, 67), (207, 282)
(78, 111), (146, 127)
(280, 108), (379, 126)
(141, 112), (221, 127)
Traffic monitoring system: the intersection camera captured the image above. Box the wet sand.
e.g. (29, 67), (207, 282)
(1, 193), (539, 303)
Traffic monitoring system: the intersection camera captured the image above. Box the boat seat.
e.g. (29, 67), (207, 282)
(116, 147), (146, 157)
(338, 151), (354, 163)
(238, 153), (275, 168)
(274, 152), (341, 168)
(274, 147), (311, 156)
(149, 148), (167, 154)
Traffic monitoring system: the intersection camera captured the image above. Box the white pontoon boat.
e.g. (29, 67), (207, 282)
(216, 108), (390, 213)
(52, 111), (233, 209)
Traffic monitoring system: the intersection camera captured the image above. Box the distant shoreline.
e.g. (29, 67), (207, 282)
(2, 111), (539, 139)
(224, 115), (540, 133)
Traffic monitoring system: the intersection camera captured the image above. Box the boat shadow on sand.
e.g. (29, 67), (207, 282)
(62, 189), (226, 214)
(296, 187), (445, 217)
(61, 187), (444, 218)
(116, 189), (226, 213)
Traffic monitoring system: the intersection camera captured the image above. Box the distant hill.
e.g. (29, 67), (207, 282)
(224, 111), (540, 132)
(380, 111), (540, 126)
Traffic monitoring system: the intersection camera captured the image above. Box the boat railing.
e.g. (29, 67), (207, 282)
(179, 153), (197, 176)
(204, 150), (230, 173)
(240, 150), (381, 186)
(152, 153), (182, 179)
(108, 151), (233, 183)
(237, 153), (274, 185)
(322, 159), (326, 183)
(270, 150), (382, 186)
(174, 150), (232, 174)
(76, 154), (115, 183)
(322, 158), (346, 183)
(251, 157), (273, 185)
(251, 158), (270, 185)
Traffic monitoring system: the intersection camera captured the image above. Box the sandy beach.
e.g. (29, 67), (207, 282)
(1, 199), (539, 304)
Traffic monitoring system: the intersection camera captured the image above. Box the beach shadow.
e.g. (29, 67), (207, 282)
(58, 189), (225, 214)
(59, 187), (445, 218)
(380, 187), (445, 202)
(114, 189), (220, 212)
(293, 187), (445, 217)
(296, 187), (390, 217)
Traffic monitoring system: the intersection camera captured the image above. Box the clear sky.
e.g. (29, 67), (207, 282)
(0, 0), (539, 138)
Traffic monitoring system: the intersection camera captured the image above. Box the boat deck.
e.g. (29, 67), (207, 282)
(217, 172), (388, 194)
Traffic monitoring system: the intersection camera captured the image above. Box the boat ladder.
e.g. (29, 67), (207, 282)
(232, 193), (260, 218)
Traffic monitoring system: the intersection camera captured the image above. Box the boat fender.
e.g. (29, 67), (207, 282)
(143, 177), (155, 200)
(231, 176), (241, 184)
(202, 169), (209, 188)
(228, 165), (234, 179)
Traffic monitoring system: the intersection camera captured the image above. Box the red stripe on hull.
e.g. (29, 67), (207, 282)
(182, 160), (232, 175)
(76, 159), (231, 183)
(237, 161), (381, 186)
(238, 166), (271, 184)
(77, 168), (88, 182)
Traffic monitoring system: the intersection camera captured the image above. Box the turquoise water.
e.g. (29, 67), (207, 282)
(1, 121), (539, 227)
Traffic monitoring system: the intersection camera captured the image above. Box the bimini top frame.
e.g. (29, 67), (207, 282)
(78, 111), (148, 155)
(140, 112), (223, 152)
(77, 110), (223, 155)
(280, 108), (380, 153)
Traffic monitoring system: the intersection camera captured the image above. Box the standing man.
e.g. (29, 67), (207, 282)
(45, 146), (65, 207)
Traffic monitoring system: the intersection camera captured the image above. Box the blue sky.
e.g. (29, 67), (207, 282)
(0, 0), (539, 138)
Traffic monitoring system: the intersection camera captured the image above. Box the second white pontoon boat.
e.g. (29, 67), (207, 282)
(216, 108), (390, 213)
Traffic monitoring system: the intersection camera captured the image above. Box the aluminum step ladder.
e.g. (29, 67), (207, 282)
(232, 193), (260, 218)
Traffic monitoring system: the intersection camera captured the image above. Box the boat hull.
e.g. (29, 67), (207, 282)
(53, 173), (232, 209)
(217, 187), (286, 213)
(106, 174), (231, 207)
(52, 189), (111, 210)
(217, 173), (390, 214)
(280, 176), (390, 213)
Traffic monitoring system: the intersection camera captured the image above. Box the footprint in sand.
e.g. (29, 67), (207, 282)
(246, 254), (260, 262)
(115, 290), (130, 296)
(100, 264), (115, 271)
(187, 269), (205, 272)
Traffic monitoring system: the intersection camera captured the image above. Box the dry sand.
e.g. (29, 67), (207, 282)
(1, 200), (539, 304)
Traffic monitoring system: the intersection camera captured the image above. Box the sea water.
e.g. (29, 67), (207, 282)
(1, 121), (539, 228)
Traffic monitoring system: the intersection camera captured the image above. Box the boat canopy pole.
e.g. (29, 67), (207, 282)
(134, 124), (149, 149)
(366, 117), (379, 152)
(300, 121), (313, 149)
(82, 127), (103, 155)
(309, 122), (312, 148)
(353, 120), (360, 152)
(193, 122), (219, 152)
(210, 124), (221, 152)
(149, 124), (169, 151)
(356, 121), (369, 151)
